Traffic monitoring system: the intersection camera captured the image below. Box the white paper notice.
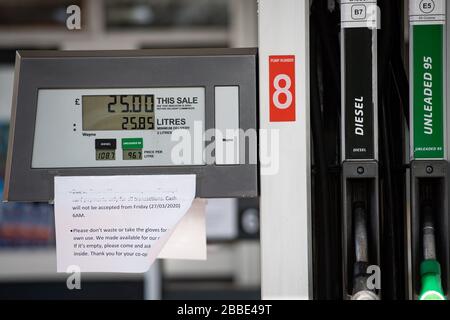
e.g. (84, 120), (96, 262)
(54, 175), (196, 273)
(158, 199), (207, 260)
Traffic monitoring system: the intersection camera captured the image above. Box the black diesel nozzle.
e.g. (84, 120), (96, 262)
(351, 185), (379, 300)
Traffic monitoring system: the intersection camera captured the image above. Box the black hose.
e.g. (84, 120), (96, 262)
(315, 1), (341, 113)
(391, 56), (410, 124)
(310, 11), (335, 299)
(378, 0), (409, 300)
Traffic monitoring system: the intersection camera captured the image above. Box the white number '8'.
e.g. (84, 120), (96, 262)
(273, 74), (293, 110)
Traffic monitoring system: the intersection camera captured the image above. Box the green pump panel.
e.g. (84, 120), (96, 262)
(411, 0), (446, 159)
(409, 0), (449, 301)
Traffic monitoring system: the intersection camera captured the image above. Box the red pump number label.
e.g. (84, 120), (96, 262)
(269, 55), (296, 122)
(269, 56), (296, 122)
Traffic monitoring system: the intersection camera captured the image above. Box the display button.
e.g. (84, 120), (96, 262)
(95, 139), (117, 150)
(122, 138), (143, 150)
(215, 86), (240, 165)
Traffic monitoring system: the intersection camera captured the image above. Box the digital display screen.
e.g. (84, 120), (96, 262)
(96, 150), (115, 161)
(123, 150), (143, 160)
(83, 95), (155, 131)
(32, 87), (206, 169)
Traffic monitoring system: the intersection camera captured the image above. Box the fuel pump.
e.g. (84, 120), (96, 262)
(340, 0), (381, 300)
(409, 0), (449, 300)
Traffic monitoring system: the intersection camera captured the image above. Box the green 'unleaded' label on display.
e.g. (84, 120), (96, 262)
(122, 138), (143, 150)
(413, 24), (445, 159)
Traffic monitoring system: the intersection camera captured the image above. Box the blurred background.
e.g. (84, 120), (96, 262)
(0, 0), (260, 300)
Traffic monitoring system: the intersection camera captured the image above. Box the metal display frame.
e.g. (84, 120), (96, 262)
(4, 48), (258, 202)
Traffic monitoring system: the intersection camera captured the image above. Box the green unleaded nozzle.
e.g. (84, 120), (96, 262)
(419, 260), (446, 300)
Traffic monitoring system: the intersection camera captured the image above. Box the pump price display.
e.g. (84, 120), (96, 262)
(96, 150), (115, 161)
(32, 87), (205, 168)
(123, 150), (142, 160)
(82, 95), (155, 131)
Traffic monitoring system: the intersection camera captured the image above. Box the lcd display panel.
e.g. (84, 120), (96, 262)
(82, 95), (155, 131)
